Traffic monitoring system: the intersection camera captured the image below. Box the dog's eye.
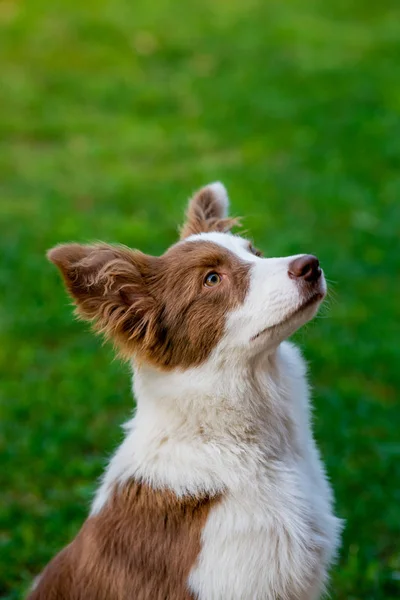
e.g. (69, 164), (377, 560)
(249, 243), (262, 257)
(204, 272), (222, 287)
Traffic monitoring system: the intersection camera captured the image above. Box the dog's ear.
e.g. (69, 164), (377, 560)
(48, 243), (160, 357)
(180, 182), (239, 240)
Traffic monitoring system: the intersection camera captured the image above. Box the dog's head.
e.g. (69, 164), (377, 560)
(49, 183), (326, 368)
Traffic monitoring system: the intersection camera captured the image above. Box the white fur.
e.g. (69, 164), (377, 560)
(188, 343), (340, 600)
(204, 181), (230, 217)
(91, 231), (341, 599)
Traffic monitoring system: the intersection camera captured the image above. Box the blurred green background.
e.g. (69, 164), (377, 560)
(1, 0), (399, 598)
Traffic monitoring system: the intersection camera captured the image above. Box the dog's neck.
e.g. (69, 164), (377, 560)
(133, 344), (291, 440)
(91, 341), (309, 514)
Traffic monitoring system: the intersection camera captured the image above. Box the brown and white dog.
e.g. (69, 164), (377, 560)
(29, 183), (341, 600)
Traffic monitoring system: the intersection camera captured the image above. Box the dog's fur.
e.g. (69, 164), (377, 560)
(29, 183), (341, 600)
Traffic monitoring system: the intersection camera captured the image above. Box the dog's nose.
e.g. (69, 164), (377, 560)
(288, 255), (321, 282)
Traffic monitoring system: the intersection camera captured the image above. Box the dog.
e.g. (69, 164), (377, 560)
(29, 183), (341, 599)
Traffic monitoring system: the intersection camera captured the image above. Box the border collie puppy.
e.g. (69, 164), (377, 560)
(29, 183), (341, 600)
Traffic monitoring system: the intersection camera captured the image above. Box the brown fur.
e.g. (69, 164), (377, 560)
(48, 243), (160, 360)
(142, 241), (250, 367)
(28, 481), (221, 600)
(48, 241), (250, 369)
(48, 185), (245, 369)
(179, 185), (239, 240)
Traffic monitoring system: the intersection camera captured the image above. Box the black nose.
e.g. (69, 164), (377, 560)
(288, 255), (321, 282)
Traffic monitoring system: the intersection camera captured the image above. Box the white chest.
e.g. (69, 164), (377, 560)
(188, 459), (340, 600)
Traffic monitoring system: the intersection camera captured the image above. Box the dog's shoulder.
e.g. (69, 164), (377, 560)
(28, 480), (221, 600)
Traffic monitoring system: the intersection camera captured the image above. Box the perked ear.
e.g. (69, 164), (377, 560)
(47, 243), (159, 357)
(180, 182), (239, 240)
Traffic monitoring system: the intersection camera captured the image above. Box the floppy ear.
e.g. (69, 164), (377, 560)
(180, 182), (239, 240)
(47, 243), (160, 357)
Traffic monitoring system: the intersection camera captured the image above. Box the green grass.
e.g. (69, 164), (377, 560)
(1, 0), (399, 597)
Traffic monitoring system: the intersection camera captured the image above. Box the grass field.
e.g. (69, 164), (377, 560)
(1, 0), (400, 598)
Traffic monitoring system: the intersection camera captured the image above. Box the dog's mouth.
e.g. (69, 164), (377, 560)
(251, 292), (324, 341)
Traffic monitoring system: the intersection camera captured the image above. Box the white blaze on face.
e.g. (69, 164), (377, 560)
(185, 231), (327, 352)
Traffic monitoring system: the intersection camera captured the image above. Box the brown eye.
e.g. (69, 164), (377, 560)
(249, 243), (262, 257)
(204, 272), (222, 287)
